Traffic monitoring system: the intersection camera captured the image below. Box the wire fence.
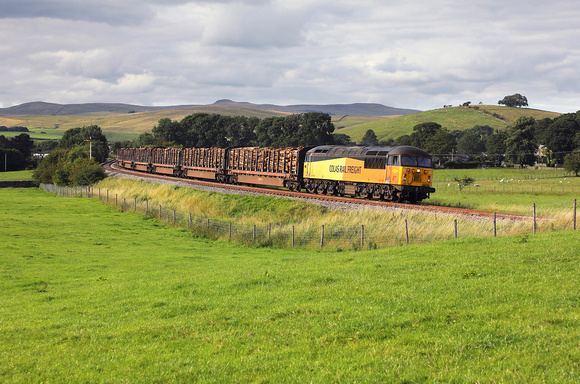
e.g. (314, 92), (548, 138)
(39, 184), (578, 250)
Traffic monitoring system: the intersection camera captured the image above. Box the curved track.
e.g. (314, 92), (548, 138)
(103, 161), (532, 221)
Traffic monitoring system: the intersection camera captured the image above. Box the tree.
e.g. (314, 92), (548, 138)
(486, 130), (508, 165)
(498, 93), (528, 108)
(564, 152), (580, 176)
(10, 133), (34, 159)
(58, 125), (109, 161)
(409, 122), (443, 149)
(456, 125), (494, 155)
(152, 118), (185, 145)
(333, 133), (355, 146)
(424, 129), (455, 156)
(360, 129), (378, 145)
(505, 117), (537, 167)
(454, 176), (475, 191)
(541, 113), (580, 164)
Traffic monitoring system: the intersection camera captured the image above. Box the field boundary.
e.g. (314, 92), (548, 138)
(39, 184), (577, 250)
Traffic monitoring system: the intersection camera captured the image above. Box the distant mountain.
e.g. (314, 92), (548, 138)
(0, 100), (419, 117)
(212, 99), (420, 116)
(0, 101), (196, 116)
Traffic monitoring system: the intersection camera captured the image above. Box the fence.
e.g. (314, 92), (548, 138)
(39, 184), (577, 250)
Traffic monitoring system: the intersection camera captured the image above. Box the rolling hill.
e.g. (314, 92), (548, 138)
(0, 101), (562, 144)
(335, 105), (562, 143)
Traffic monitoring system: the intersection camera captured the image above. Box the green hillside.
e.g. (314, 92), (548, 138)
(335, 106), (561, 143)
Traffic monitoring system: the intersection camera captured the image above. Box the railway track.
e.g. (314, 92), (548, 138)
(103, 161), (532, 221)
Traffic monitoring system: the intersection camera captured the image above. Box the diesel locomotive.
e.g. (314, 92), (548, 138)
(116, 145), (435, 203)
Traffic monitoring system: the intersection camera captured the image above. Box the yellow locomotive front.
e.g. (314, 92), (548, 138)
(303, 145), (435, 203)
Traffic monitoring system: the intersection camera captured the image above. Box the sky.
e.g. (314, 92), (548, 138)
(1, 0), (579, 113)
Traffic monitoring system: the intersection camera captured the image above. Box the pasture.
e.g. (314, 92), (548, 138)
(1, 187), (579, 382)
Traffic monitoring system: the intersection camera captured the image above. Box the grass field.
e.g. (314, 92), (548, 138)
(335, 106), (561, 143)
(1, 187), (579, 382)
(0, 171), (33, 181)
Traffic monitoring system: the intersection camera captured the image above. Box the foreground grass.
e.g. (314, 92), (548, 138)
(1, 188), (579, 382)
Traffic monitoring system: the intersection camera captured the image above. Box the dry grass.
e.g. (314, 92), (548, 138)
(94, 177), (573, 250)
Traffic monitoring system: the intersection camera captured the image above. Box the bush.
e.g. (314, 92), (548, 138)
(33, 147), (106, 186)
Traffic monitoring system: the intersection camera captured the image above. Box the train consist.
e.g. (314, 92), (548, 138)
(116, 145), (435, 203)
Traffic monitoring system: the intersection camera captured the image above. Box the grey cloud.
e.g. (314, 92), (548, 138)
(0, 0), (155, 25)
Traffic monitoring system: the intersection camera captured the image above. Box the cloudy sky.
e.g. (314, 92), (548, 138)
(1, 0), (579, 112)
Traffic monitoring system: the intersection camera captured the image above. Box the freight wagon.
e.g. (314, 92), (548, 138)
(116, 145), (435, 203)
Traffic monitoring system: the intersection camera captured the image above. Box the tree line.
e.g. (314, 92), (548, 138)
(111, 112), (337, 152)
(358, 110), (580, 174)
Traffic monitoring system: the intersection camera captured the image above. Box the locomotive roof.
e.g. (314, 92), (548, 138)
(308, 145), (431, 157)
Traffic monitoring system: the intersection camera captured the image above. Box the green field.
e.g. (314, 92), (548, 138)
(0, 170), (33, 181)
(1, 188), (579, 382)
(335, 106), (561, 143)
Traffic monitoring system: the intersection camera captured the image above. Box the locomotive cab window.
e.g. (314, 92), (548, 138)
(401, 155), (418, 166)
(388, 155), (399, 166)
(418, 157), (433, 168)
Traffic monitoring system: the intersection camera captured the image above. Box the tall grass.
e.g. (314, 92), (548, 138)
(91, 177), (576, 250)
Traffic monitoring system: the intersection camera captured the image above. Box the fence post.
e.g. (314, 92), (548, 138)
(173, 210), (176, 225)
(115, 194), (118, 206)
(253, 225), (256, 241)
(292, 226), (295, 248)
(134, 197), (137, 212)
(320, 225), (324, 248)
(123, 198), (126, 212)
(146, 200), (148, 215)
(533, 203), (537, 234)
(207, 219), (210, 230)
(405, 220), (409, 245)
(493, 212), (497, 237)
(361, 225), (364, 249)
(574, 199), (577, 230)
(268, 224), (271, 240)
(159, 205), (162, 220)
(454, 220), (458, 239)
(189, 213), (192, 229)
(106, 189), (109, 203)
(229, 223), (232, 241)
